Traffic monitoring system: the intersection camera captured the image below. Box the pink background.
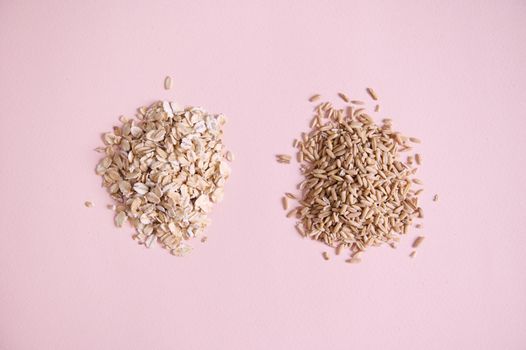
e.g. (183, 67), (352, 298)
(1, 1), (526, 349)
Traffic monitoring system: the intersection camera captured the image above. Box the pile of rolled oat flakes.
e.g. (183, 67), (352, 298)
(95, 99), (231, 256)
(279, 89), (426, 262)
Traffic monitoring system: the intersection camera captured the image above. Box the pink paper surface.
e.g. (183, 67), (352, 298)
(1, 1), (526, 349)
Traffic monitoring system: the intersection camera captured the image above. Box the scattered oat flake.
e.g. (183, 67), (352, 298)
(201, 236), (208, 243)
(164, 76), (172, 90)
(84, 201), (94, 208)
(433, 194), (439, 202)
(226, 151), (234, 161)
(114, 211), (127, 227)
(171, 243), (193, 257)
(145, 235), (156, 248)
(322, 252), (330, 260)
(409, 250), (417, 258)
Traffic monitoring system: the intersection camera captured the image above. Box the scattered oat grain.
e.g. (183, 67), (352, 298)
(413, 236), (425, 248)
(346, 257), (362, 264)
(415, 153), (422, 165)
(366, 87), (378, 100)
(282, 196), (289, 210)
(412, 178), (423, 185)
(309, 94), (321, 102)
(286, 208), (298, 218)
(338, 92), (350, 103)
(285, 192), (297, 199)
(276, 154), (292, 164)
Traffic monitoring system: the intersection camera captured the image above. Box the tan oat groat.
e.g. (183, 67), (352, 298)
(412, 236), (425, 248)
